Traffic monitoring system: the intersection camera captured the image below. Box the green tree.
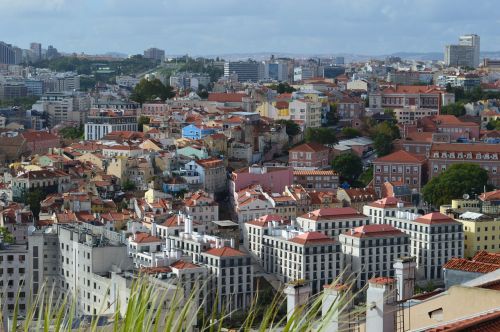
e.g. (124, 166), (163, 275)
(130, 78), (175, 104)
(138, 116), (151, 132)
(358, 167), (374, 186)
(304, 127), (337, 145)
(325, 103), (339, 126)
(486, 119), (500, 130)
(441, 102), (466, 117)
(122, 180), (136, 191)
(276, 120), (301, 136)
(25, 188), (45, 219)
(422, 163), (489, 207)
(0, 227), (14, 244)
(373, 133), (394, 157)
(275, 83), (296, 94)
(59, 125), (84, 139)
(332, 153), (363, 183)
(341, 127), (361, 139)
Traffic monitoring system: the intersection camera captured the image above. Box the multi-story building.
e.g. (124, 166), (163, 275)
(376, 211), (464, 281)
(31, 92), (90, 127)
(143, 47), (165, 61)
(339, 224), (410, 289)
(11, 169), (72, 200)
(372, 150), (426, 196)
(369, 85), (454, 111)
(428, 143), (500, 187)
(445, 34), (480, 68)
(288, 142), (330, 168)
(296, 207), (370, 239)
(289, 99), (322, 128)
(224, 61), (263, 82)
(0, 241), (29, 317)
(186, 158), (227, 194)
(230, 166), (293, 197)
(183, 190), (219, 223)
(394, 107), (438, 124)
(200, 246), (254, 313)
(292, 170), (339, 190)
(244, 219), (342, 294)
(0, 41), (15, 65)
(30, 42), (42, 61)
(454, 211), (500, 258)
(84, 108), (138, 140)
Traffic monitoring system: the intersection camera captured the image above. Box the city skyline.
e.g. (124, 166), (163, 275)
(1, 0), (500, 56)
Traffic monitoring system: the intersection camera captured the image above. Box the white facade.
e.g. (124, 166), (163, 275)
(289, 99), (322, 128)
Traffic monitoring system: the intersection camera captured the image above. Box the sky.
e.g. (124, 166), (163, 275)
(1, 0), (499, 56)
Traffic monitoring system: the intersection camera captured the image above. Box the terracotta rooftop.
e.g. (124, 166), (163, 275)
(170, 260), (201, 270)
(346, 224), (405, 238)
(443, 258), (499, 274)
(369, 277), (395, 285)
(414, 212), (458, 225)
(369, 197), (405, 208)
(289, 142), (330, 153)
(131, 232), (162, 244)
(479, 189), (500, 202)
(208, 93), (246, 103)
(289, 231), (335, 245)
(374, 150), (426, 164)
(299, 207), (364, 221)
(203, 247), (246, 257)
(294, 170), (338, 176)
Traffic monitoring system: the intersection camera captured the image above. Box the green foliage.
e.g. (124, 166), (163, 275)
(441, 102), (466, 117)
(359, 167), (374, 187)
(0, 96), (38, 109)
(486, 119), (500, 130)
(177, 57), (224, 82)
(341, 127), (361, 139)
(79, 76), (97, 91)
(332, 153), (363, 183)
(138, 116), (151, 132)
(122, 180), (136, 191)
(422, 163), (489, 207)
(275, 120), (301, 136)
(59, 125), (84, 139)
(446, 85), (500, 103)
(0, 227), (14, 244)
(325, 103), (339, 126)
(373, 133), (394, 157)
(24, 188), (45, 219)
(304, 127), (337, 145)
(269, 83), (296, 94)
(370, 121), (399, 157)
(131, 78), (175, 104)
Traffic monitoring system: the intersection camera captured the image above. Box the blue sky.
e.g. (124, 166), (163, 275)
(1, 0), (499, 55)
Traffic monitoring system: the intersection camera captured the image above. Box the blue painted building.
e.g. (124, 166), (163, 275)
(182, 124), (216, 140)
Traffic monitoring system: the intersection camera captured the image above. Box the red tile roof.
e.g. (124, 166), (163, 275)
(426, 310), (500, 332)
(208, 93), (246, 103)
(131, 232), (162, 243)
(289, 142), (329, 153)
(374, 150), (426, 164)
(472, 251), (500, 265)
(21, 130), (60, 142)
(289, 231), (335, 245)
(369, 197), (405, 208)
(382, 85), (442, 94)
(299, 207), (364, 221)
(345, 224), (405, 238)
(170, 260), (201, 270)
(294, 170), (338, 176)
(369, 277), (395, 285)
(204, 247), (246, 257)
(479, 190), (500, 202)
(443, 258), (499, 274)
(414, 212), (458, 225)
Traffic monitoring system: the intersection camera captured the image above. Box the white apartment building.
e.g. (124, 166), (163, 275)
(373, 210), (464, 282)
(296, 207), (370, 239)
(200, 246), (254, 313)
(11, 169), (72, 201)
(339, 224), (410, 289)
(289, 99), (322, 128)
(363, 197), (417, 225)
(84, 109), (138, 141)
(244, 219), (342, 294)
(183, 190), (219, 223)
(0, 242), (29, 317)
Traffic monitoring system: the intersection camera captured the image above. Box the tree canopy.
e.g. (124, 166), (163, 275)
(332, 153), (363, 183)
(422, 163), (489, 207)
(138, 116), (151, 132)
(304, 127), (337, 145)
(371, 121), (400, 157)
(441, 102), (466, 117)
(486, 119), (500, 130)
(276, 120), (301, 136)
(59, 125), (84, 139)
(130, 78), (175, 104)
(0, 227), (14, 244)
(341, 127), (361, 139)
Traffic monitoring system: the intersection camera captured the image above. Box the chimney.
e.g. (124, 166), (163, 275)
(393, 257), (416, 301)
(366, 277), (397, 332)
(15, 210), (21, 224)
(284, 281), (311, 323)
(165, 236), (171, 252)
(184, 215), (189, 234)
(322, 283), (354, 332)
(230, 238), (235, 248)
(151, 222), (157, 237)
(151, 252), (157, 267)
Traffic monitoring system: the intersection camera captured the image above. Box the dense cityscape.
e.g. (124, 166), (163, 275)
(0, 17), (500, 331)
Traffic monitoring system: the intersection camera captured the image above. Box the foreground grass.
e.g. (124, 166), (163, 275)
(0, 276), (364, 332)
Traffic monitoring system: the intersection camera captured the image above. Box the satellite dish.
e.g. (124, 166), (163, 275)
(463, 194), (470, 200)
